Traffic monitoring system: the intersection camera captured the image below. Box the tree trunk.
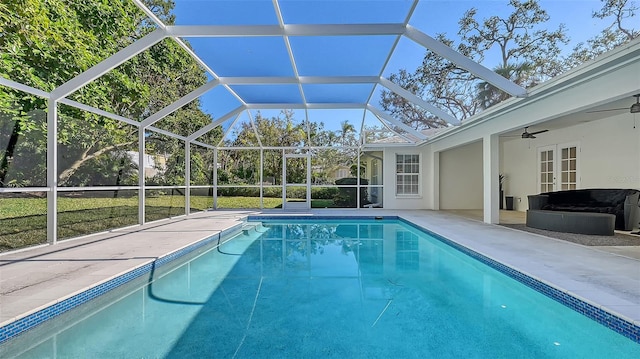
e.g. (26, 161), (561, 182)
(0, 121), (20, 187)
(58, 141), (136, 186)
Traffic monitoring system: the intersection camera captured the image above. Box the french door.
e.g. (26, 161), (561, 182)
(537, 142), (580, 192)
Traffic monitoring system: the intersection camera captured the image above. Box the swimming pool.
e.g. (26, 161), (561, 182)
(0, 217), (638, 357)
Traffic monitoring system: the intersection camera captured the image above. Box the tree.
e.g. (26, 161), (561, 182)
(381, 61), (468, 126)
(219, 111), (308, 186)
(0, 0), (217, 187)
(0, 0), (141, 186)
(220, 111), (363, 186)
(476, 62), (535, 109)
(458, 0), (567, 79)
(338, 120), (356, 146)
(563, 0), (639, 69)
(381, 0), (568, 122)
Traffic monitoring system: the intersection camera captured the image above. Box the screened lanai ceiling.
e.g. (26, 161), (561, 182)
(31, 0), (528, 147)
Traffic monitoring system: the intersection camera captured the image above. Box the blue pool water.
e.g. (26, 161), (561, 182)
(1, 218), (639, 358)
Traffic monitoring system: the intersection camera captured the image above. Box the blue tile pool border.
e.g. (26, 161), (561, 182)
(249, 215), (640, 344)
(0, 224), (243, 345)
(247, 215), (398, 221)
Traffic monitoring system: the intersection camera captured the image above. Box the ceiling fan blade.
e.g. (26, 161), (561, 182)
(529, 129), (549, 135)
(586, 108), (627, 113)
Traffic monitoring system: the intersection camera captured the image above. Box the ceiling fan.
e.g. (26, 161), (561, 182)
(521, 126), (548, 139)
(586, 94), (640, 114)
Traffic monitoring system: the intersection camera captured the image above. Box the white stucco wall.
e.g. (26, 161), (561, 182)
(438, 141), (484, 209)
(499, 137), (535, 211)
(502, 112), (640, 211)
(382, 147), (431, 210)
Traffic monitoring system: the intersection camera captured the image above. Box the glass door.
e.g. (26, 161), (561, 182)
(283, 154), (310, 209)
(559, 145), (578, 190)
(538, 145), (556, 193)
(538, 143), (580, 193)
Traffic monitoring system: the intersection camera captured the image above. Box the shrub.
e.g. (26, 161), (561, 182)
(311, 187), (339, 199)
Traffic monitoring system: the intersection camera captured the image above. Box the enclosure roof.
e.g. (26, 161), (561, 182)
(46, 0), (528, 146)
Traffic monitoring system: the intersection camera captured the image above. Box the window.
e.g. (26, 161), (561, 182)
(336, 168), (349, 179)
(396, 154), (420, 196)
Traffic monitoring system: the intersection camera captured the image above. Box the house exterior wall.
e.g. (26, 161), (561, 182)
(438, 141), (484, 209)
(381, 147), (430, 209)
(500, 138), (534, 211)
(502, 111), (640, 211)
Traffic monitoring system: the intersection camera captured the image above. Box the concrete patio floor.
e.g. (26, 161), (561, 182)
(448, 209), (640, 260)
(1, 209), (639, 338)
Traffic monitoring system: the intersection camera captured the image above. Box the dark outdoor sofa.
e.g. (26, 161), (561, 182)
(527, 188), (640, 235)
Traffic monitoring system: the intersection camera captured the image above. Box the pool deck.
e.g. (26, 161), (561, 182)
(1, 209), (639, 333)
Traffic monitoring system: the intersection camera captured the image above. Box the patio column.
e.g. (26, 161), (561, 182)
(432, 151), (440, 210)
(46, 100), (58, 244)
(483, 134), (499, 224)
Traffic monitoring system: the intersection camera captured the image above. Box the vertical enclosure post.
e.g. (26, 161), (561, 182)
(185, 141), (191, 215)
(47, 100), (58, 245)
(357, 150), (361, 208)
(213, 149), (218, 209)
(306, 152), (311, 210)
(260, 149), (264, 209)
(138, 130), (146, 225)
(281, 149), (286, 208)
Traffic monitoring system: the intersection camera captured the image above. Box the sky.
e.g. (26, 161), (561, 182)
(389, 0), (611, 74)
(162, 0), (619, 137)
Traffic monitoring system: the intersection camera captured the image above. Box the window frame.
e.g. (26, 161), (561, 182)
(395, 153), (421, 198)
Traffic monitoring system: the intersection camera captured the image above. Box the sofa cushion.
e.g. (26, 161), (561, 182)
(589, 189), (630, 206)
(545, 190), (591, 205)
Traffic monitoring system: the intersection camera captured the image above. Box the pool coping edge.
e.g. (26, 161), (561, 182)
(0, 223), (244, 344)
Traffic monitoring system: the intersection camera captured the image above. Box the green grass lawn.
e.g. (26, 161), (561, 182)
(311, 199), (335, 208)
(0, 194), (340, 251)
(0, 195), (288, 219)
(0, 195), (286, 252)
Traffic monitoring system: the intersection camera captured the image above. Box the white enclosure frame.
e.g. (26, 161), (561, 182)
(0, 0), (529, 246)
